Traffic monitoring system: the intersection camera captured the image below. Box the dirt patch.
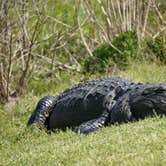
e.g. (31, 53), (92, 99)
(4, 96), (20, 111)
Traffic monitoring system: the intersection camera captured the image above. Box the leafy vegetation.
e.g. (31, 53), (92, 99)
(145, 36), (166, 64)
(0, 0), (166, 102)
(84, 31), (138, 72)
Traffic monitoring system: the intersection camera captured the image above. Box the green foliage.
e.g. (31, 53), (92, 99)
(83, 31), (138, 73)
(112, 31), (138, 62)
(145, 36), (166, 64)
(30, 80), (54, 95)
(83, 31), (166, 73)
(83, 56), (108, 73)
(1, 0), (166, 102)
(158, 0), (166, 13)
(121, 62), (166, 83)
(29, 72), (82, 96)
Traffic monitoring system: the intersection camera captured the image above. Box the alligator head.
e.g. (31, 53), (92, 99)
(130, 84), (166, 119)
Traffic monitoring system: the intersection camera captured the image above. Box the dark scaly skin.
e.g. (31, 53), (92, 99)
(110, 83), (166, 122)
(27, 96), (58, 127)
(27, 77), (166, 134)
(28, 77), (132, 128)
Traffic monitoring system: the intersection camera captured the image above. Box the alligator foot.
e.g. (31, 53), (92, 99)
(72, 118), (104, 134)
(73, 111), (109, 134)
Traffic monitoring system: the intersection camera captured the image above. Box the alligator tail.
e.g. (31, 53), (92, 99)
(27, 96), (57, 127)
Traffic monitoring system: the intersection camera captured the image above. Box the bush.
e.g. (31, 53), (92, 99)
(83, 31), (138, 73)
(84, 56), (108, 73)
(145, 36), (166, 64)
(111, 31), (138, 63)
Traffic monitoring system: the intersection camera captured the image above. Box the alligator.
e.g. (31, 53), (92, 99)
(27, 77), (166, 134)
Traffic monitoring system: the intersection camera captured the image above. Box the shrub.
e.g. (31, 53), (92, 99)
(83, 31), (138, 73)
(145, 36), (166, 64)
(111, 31), (138, 63)
(84, 56), (108, 73)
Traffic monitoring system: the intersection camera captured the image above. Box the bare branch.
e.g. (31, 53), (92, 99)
(153, 26), (166, 39)
(77, 16), (93, 57)
(141, 0), (151, 37)
(152, 0), (166, 25)
(33, 53), (78, 71)
(6, 33), (13, 100)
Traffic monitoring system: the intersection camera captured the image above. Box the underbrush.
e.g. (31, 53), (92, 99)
(83, 32), (166, 73)
(0, 62), (166, 165)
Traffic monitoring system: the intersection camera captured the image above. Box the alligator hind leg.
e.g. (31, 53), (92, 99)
(27, 96), (57, 127)
(73, 111), (109, 134)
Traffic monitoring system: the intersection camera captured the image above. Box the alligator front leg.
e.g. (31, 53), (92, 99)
(109, 93), (133, 123)
(27, 96), (57, 128)
(73, 88), (120, 134)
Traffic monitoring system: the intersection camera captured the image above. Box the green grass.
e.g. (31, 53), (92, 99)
(0, 62), (166, 166)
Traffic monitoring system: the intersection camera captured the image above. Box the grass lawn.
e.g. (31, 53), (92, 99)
(0, 62), (166, 166)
